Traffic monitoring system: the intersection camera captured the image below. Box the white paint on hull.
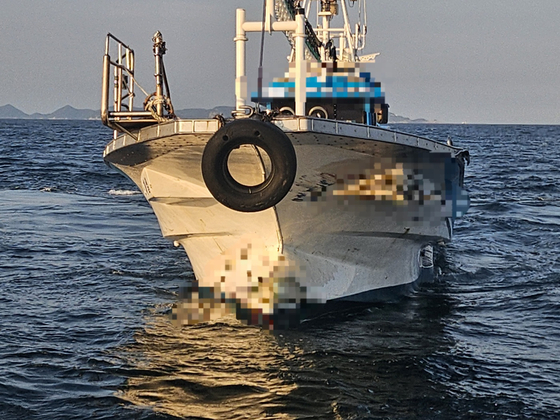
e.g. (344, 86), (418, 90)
(104, 117), (461, 312)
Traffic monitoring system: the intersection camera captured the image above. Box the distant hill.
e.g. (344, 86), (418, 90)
(0, 104), (235, 120)
(174, 106), (235, 119)
(0, 104), (30, 119)
(0, 105), (99, 120)
(389, 113), (430, 123)
(0, 104), (429, 123)
(39, 105), (99, 120)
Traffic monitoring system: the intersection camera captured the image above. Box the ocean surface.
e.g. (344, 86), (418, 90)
(0, 119), (559, 419)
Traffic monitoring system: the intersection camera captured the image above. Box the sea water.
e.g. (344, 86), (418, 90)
(0, 120), (559, 419)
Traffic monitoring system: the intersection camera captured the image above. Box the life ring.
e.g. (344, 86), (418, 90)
(279, 106), (295, 115)
(308, 106), (328, 119)
(201, 119), (297, 212)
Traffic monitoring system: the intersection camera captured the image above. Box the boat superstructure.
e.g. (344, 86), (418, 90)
(101, 0), (469, 328)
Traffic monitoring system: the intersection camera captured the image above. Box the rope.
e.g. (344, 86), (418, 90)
(144, 93), (175, 123)
(128, 73), (151, 98)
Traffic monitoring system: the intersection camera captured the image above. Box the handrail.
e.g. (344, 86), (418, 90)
(105, 33), (132, 53)
(101, 32), (175, 137)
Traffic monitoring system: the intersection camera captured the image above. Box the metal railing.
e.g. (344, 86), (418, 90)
(101, 32), (175, 137)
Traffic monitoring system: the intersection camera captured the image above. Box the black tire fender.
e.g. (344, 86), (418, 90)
(201, 119), (297, 212)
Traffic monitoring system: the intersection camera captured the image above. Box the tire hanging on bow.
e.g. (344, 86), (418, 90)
(201, 119), (297, 212)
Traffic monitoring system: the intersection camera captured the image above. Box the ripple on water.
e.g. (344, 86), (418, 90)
(1, 122), (560, 419)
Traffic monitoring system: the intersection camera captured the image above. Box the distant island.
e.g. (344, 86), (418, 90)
(0, 104), (99, 120)
(0, 104), (428, 123)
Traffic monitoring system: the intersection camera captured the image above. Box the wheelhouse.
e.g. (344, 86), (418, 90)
(251, 61), (389, 125)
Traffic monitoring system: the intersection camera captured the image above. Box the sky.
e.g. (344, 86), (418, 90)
(0, 0), (558, 124)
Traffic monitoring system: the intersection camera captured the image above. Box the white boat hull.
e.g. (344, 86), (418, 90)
(104, 117), (467, 322)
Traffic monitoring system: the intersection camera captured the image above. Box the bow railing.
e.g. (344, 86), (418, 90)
(101, 32), (175, 137)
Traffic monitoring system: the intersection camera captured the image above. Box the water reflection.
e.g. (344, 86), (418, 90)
(116, 315), (299, 419)
(116, 288), (454, 419)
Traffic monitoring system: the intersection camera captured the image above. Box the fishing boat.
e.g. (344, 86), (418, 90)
(101, 0), (469, 328)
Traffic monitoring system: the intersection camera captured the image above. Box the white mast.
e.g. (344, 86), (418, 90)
(234, 2), (306, 115)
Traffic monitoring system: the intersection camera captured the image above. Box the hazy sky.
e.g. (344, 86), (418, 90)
(0, 0), (558, 124)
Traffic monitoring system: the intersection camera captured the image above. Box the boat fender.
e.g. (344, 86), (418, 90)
(201, 119), (297, 212)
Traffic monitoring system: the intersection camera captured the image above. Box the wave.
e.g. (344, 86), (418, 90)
(108, 189), (141, 196)
(40, 186), (58, 193)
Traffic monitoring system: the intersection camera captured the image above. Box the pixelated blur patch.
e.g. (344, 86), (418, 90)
(252, 61), (387, 121)
(171, 241), (323, 330)
(253, 61), (384, 101)
(296, 154), (469, 225)
(330, 161), (442, 203)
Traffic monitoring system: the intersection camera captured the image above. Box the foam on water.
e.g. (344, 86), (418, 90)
(108, 189), (141, 196)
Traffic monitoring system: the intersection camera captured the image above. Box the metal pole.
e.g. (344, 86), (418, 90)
(101, 54), (110, 125)
(322, 14), (330, 61)
(235, 9), (248, 111)
(265, 0), (274, 33)
(153, 31), (165, 117)
(116, 43), (123, 113)
(127, 48), (135, 112)
(339, 0), (355, 60)
(294, 8), (307, 116)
